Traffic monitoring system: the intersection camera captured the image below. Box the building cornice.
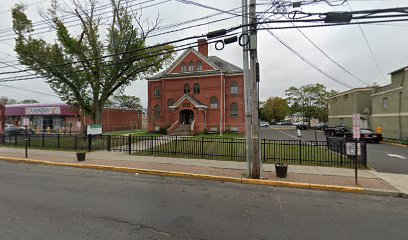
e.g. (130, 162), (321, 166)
(328, 88), (373, 99)
(371, 87), (403, 96)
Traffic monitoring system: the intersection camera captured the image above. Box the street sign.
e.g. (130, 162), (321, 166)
(87, 124), (102, 135)
(352, 114), (360, 139)
(346, 142), (361, 156)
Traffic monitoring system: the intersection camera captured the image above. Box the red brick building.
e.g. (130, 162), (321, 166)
(147, 39), (245, 135)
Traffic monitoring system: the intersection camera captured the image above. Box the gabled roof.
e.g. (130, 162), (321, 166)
(207, 56), (242, 72)
(389, 65), (408, 74)
(146, 48), (243, 80)
(169, 94), (207, 109)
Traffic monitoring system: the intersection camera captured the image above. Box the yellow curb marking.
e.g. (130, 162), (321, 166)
(0, 156), (369, 194)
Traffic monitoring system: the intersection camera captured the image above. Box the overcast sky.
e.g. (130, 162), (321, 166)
(0, 0), (408, 107)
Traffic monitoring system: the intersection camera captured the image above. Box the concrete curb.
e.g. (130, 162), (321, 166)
(381, 141), (408, 148)
(0, 156), (404, 198)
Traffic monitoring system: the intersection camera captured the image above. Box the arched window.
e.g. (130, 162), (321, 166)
(167, 98), (175, 107)
(154, 87), (161, 97)
(230, 81), (238, 95)
(181, 62), (187, 72)
(193, 83), (200, 94)
(210, 97), (218, 109)
(184, 84), (190, 94)
(154, 105), (161, 119)
(230, 103), (238, 117)
(196, 61), (203, 71)
(188, 61), (194, 71)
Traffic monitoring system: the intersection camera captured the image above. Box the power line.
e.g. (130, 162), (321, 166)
(347, 2), (388, 82)
(264, 26), (353, 89)
(0, 83), (59, 97)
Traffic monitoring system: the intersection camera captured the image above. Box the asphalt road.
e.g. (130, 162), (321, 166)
(0, 161), (407, 240)
(261, 126), (408, 174)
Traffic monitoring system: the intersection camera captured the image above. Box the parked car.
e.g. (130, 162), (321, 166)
(296, 122), (309, 130)
(324, 125), (349, 136)
(4, 124), (24, 135)
(18, 126), (35, 134)
(277, 120), (292, 125)
(345, 129), (383, 143)
(260, 121), (270, 127)
(316, 122), (328, 130)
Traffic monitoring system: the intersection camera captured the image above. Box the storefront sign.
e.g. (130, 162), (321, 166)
(25, 107), (61, 115)
(87, 124), (102, 135)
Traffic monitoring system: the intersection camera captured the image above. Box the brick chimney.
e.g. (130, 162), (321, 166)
(197, 39), (208, 57)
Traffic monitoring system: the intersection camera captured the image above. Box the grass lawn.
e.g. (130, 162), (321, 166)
(194, 133), (245, 139)
(104, 130), (162, 137)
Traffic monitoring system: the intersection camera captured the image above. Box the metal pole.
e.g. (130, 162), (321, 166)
(242, 0), (252, 178)
(25, 125), (28, 158)
(249, 0), (260, 178)
(355, 138), (358, 185)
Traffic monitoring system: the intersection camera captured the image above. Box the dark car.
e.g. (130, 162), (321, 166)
(316, 122), (328, 130)
(345, 129), (383, 143)
(324, 125), (349, 136)
(4, 124), (24, 135)
(296, 122), (309, 130)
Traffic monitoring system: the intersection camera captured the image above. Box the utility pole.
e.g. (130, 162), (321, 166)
(242, 0), (252, 177)
(249, 0), (260, 178)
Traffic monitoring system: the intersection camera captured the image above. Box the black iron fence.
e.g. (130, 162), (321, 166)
(0, 133), (367, 167)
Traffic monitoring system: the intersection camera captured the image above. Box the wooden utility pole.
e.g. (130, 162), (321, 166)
(249, 0), (260, 178)
(242, 0), (252, 177)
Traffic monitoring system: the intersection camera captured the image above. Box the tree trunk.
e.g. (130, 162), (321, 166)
(93, 102), (103, 125)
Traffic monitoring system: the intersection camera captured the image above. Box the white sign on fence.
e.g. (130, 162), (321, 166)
(346, 142), (361, 156)
(352, 113), (360, 139)
(87, 124), (102, 135)
(22, 118), (30, 126)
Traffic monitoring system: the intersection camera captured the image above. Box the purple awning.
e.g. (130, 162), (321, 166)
(5, 103), (78, 116)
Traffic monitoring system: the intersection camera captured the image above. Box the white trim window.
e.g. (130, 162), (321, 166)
(383, 97), (388, 109)
(210, 97), (218, 109)
(230, 81), (238, 95)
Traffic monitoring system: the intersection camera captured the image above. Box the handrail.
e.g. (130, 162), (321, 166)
(167, 120), (179, 135)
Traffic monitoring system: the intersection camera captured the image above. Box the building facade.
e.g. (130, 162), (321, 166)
(5, 103), (142, 133)
(147, 39), (245, 135)
(328, 88), (372, 129)
(371, 66), (408, 139)
(328, 66), (408, 140)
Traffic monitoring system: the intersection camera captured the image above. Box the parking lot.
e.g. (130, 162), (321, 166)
(261, 126), (408, 174)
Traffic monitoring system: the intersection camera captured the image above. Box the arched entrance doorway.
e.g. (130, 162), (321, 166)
(180, 109), (194, 124)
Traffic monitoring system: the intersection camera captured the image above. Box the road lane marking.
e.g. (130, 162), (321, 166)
(386, 153), (407, 159)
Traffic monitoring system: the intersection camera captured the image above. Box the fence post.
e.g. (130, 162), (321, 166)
(42, 133), (45, 147)
(150, 136), (154, 154)
(87, 134), (92, 152)
(28, 133), (31, 147)
(107, 135), (111, 151)
(14, 134), (17, 146)
(74, 134), (78, 150)
(201, 137), (204, 157)
(174, 136), (178, 154)
(262, 139), (266, 162)
(128, 135), (132, 155)
(299, 139), (302, 165)
(57, 133), (60, 148)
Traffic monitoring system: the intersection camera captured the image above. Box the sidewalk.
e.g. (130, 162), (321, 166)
(0, 147), (406, 197)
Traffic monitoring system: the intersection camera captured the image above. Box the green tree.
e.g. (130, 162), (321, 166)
(260, 97), (289, 122)
(110, 94), (143, 110)
(0, 97), (17, 105)
(19, 99), (39, 104)
(285, 84), (336, 122)
(12, 0), (174, 124)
